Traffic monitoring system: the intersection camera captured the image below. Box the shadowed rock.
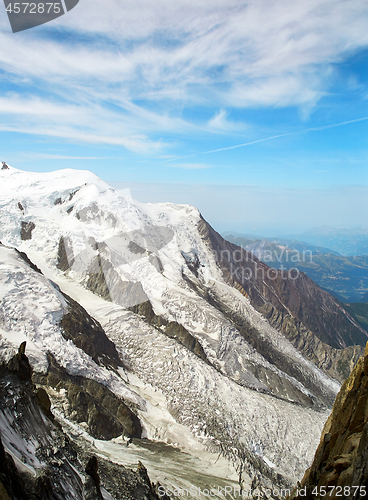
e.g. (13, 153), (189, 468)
(33, 354), (142, 440)
(129, 300), (210, 365)
(289, 342), (368, 498)
(7, 342), (32, 381)
(21, 221), (35, 240)
(57, 236), (74, 271)
(16, 249), (43, 274)
(59, 292), (123, 369)
(84, 456), (103, 500)
(198, 217), (366, 382)
(0, 432), (28, 500)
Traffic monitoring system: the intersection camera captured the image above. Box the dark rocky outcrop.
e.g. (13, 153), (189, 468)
(35, 387), (53, 419)
(56, 236), (74, 271)
(86, 255), (149, 308)
(84, 457), (103, 500)
(54, 189), (80, 206)
(86, 254), (112, 301)
(182, 251), (201, 278)
(15, 249), (43, 274)
(129, 300), (210, 364)
(20, 220), (35, 240)
(59, 292), (123, 369)
(96, 456), (171, 500)
(1, 162), (9, 170)
(0, 344), (85, 499)
(0, 344), (164, 500)
(289, 342), (368, 499)
(34, 354), (142, 440)
(7, 341), (32, 381)
(198, 217), (366, 382)
(0, 431), (28, 500)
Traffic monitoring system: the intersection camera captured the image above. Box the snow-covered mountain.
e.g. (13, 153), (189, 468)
(0, 164), (365, 495)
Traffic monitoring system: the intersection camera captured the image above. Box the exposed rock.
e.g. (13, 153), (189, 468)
(7, 342), (32, 381)
(198, 217), (367, 382)
(57, 236), (74, 271)
(182, 251), (201, 278)
(69, 188), (80, 201)
(289, 342), (368, 499)
(84, 456), (103, 500)
(15, 248), (43, 274)
(86, 254), (112, 301)
(260, 302), (363, 382)
(1, 162), (9, 170)
(54, 189), (79, 206)
(165, 321), (209, 363)
(129, 300), (210, 365)
(35, 387), (52, 418)
(20, 220), (35, 240)
(86, 255), (149, 307)
(18, 201), (24, 211)
(34, 354), (142, 440)
(0, 345), (159, 500)
(96, 455), (171, 500)
(59, 291), (123, 369)
(0, 431), (28, 500)
(129, 300), (165, 326)
(0, 346), (85, 499)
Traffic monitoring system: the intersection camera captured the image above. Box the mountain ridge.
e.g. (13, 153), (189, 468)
(0, 164), (364, 488)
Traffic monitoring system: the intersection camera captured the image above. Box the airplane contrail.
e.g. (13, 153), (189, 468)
(165, 116), (368, 161)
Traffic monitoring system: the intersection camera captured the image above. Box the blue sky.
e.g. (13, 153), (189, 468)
(0, 0), (367, 234)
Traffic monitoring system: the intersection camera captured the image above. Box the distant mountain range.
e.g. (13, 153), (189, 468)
(226, 225), (368, 257)
(297, 225), (368, 256)
(224, 234), (368, 303)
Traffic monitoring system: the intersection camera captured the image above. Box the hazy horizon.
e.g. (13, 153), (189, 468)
(110, 180), (368, 236)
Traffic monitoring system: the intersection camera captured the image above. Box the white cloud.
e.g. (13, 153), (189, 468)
(207, 109), (244, 132)
(0, 0), (368, 150)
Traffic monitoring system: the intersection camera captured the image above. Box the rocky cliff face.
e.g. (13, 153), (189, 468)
(290, 342), (368, 498)
(0, 344), (169, 500)
(198, 218), (366, 382)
